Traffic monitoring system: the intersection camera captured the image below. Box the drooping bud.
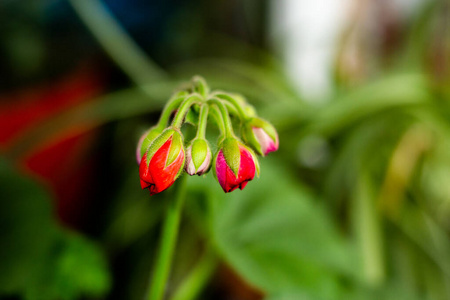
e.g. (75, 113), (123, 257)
(185, 139), (212, 176)
(213, 137), (258, 193)
(136, 127), (164, 164)
(139, 129), (185, 195)
(242, 118), (279, 156)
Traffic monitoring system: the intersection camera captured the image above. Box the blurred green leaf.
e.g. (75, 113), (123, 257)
(306, 74), (432, 137)
(188, 160), (359, 298)
(0, 158), (55, 294)
(25, 231), (111, 300)
(0, 158), (110, 299)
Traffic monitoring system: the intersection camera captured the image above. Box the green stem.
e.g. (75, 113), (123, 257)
(213, 93), (250, 121)
(156, 95), (187, 130)
(196, 105), (209, 139)
(172, 95), (202, 129)
(207, 98), (234, 138)
(209, 107), (226, 135)
(192, 76), (209, 98)
(146, 175), (188, 300)
(222, 101), (240, 118)
(170, 249), (218, 300)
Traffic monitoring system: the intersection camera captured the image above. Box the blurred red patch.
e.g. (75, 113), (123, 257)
(0, 64), (106, 227)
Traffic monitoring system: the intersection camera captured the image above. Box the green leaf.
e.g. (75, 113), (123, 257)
(25, 231), (111, 300)
(0, 158), (111, 299)
(193, 159), (358, 298)
(0, 158), (55, 294)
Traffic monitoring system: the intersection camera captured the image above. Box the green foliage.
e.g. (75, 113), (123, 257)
(0, 159), (54, 294)
(0, 159), (111, 299)
(187, 160), (358, 299)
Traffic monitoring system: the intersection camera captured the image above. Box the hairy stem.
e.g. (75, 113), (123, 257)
(196, 105), (210, 139)
(213, 93), (250, 121)
(156, 95), (187, 130)
(172, 95), (202, 129)
(192, 76), (209, 98)
(207, 98), (234, 138)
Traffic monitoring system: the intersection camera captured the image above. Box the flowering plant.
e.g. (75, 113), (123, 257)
(137, 76), (278, 195)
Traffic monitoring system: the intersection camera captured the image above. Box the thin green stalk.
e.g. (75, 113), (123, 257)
(213, 93), (249, 121)
(196, 105), (209, 139)
(69, 0), (166, 92)
(209, 107), (226, 134)
(207, 98), (234, 138)
(170, 250), (218, 300)
(192, 76), (209, 98)
(222, 101), (240, 118)
(353, 172), (385, 287)
(146, 175), (188, 300)
(156, 95), (186, 130)
(172, 95), (202, 129)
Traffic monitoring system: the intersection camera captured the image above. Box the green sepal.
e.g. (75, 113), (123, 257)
(166, 130), (184, 167)
(222, 137), (241, 176)
(191, 139), (210, 170)
(175, 157), (186, 179)
(144, 129), (175, 167)
(140, 127), (163, 159)
(242, 122), (262, 156)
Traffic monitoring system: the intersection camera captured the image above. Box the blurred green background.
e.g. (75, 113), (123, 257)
(0, 0), (449, 299)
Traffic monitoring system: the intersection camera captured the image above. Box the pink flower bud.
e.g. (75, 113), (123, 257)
(214, 138), (257, 193)
(242, 118), (279, 156)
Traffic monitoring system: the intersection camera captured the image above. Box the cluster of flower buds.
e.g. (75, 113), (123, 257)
(137, 76), (279, 195)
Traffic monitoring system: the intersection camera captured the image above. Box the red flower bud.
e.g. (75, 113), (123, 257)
(139, 129), (185, 195)
(214, 138), (257, 193)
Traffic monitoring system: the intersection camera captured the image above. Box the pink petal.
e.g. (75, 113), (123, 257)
(253, 127), (278, 155)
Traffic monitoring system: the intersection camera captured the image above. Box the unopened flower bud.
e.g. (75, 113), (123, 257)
(242, 118), (279, 156)
(185, 139), (212, 176)
(213, 137), (258, 193)
(139, 129), (185, 195)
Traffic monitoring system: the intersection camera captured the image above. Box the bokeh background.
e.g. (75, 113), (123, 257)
(1, 0), (450, 299)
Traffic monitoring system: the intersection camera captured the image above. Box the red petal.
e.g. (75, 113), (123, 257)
(216, 146), (256, 193)
(239, 181), (248, 190)
(148, 137), (184, 194)
(139, 152), (154, 189)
